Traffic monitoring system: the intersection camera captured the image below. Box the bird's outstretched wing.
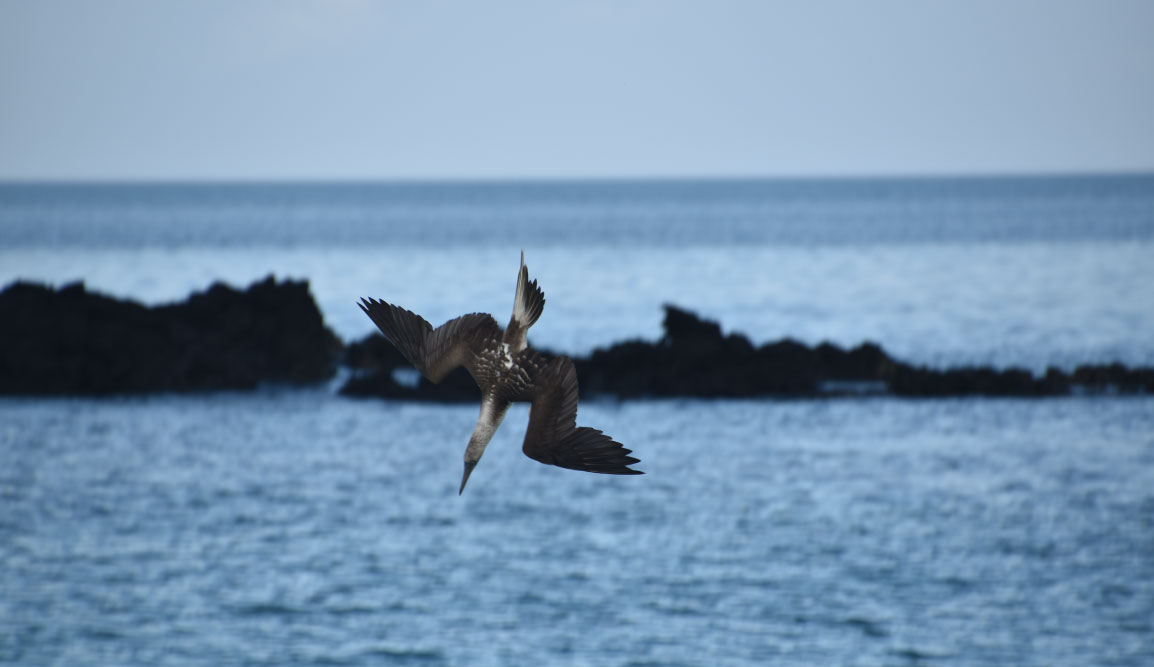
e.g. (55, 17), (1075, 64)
(358, 298), (500, 385)
(521, 356), (643, 475)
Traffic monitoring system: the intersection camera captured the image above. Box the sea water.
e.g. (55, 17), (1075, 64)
(1, 177), (1153, 665)
(3, 177), (1153, 369)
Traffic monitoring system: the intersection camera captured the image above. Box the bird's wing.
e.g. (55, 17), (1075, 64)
(521, 355), (643, 475)
(504, 250), (546, 353)
(358, 298), (500, 385)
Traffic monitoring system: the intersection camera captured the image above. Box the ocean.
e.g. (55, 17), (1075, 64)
(1, 176), (1153, 665)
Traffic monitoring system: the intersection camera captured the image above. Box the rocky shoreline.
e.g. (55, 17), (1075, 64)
(0, 278), (341, 394)
(3, 278), (1151, 398)
(341, 303), (1154, 401)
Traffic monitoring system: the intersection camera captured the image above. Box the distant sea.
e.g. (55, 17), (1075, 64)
(2, 176), (1153, 369)
(2, 176), (1153, 666)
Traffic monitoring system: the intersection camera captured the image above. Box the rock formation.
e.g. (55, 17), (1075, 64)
(0, 277), (342, 394)
(3, 278), (1148, 399)
(340, 304), (1154, 400)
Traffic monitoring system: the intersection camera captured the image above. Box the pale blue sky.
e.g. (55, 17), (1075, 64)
(2, 0), (1152, 181)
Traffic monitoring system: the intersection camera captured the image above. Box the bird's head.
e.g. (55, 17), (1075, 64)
(459, 431), (492, 495)
(459, 399), (508, 495)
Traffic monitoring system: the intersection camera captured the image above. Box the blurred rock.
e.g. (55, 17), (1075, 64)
(0, 276), (342, 394)
(324, 302), (1154, 401)
(574, 305), (821, 397)
(339, 304), (1154, 400)
(1071, 363), (1154, 394)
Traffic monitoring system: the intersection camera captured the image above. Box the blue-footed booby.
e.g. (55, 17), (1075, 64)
(359, 252), (643, 494)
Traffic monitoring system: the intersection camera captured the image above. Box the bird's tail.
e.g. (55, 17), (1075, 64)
(511, 250), (545, 330)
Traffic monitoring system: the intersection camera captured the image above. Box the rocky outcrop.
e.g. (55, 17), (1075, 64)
(5, 277), (1145, 400)
(573, 305), (875, 397)
(340, 304), (1153, 400)
(0, 277), (342, 394)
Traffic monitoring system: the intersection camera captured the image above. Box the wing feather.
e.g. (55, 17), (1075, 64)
(504, 252), (547, 353)
(358, 298), (500, 386)
(521, 356), (643, 475)
(512, 254), (546, 331)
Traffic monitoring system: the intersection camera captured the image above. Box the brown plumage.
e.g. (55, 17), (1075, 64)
(358, 251), (643, 494)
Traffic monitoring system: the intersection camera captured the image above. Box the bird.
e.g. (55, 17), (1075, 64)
(358, 251), (643, 494)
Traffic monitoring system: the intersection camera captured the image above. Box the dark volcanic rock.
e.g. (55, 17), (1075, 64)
(575, 305), (871, 397)
(883, 364), (1067, 397)
(815, 341), (890, 380)
(342, 330), (411, 373)
(338, 303), (1153, 401)
(0, 277), (342, 394)
(576, 306), (1154, 398)
(11, 279), (1146, 401)
(576, 339), (671, 398)
(1071, 363), (1154, 394)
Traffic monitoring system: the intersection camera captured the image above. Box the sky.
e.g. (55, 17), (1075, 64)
(1, 0), (1153, 181)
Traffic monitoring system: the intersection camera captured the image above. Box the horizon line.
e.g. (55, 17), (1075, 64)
(2, 168), (1154, 188)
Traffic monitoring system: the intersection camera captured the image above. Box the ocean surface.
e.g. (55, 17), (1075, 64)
(2, 176), (1153, 665)
(3, 177), (1154, 369)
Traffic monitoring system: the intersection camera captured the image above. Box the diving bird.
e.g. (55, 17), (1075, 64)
(358, 252), (643, 494)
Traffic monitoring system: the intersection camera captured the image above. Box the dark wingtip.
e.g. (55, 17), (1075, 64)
(358, 296), (388, 315)
(606, 465), (645, 475)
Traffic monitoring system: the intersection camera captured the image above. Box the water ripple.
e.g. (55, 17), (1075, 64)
(1, 394), (1153, 665)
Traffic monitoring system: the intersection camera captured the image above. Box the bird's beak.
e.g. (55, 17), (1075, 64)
(459, 460), (478, 495)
